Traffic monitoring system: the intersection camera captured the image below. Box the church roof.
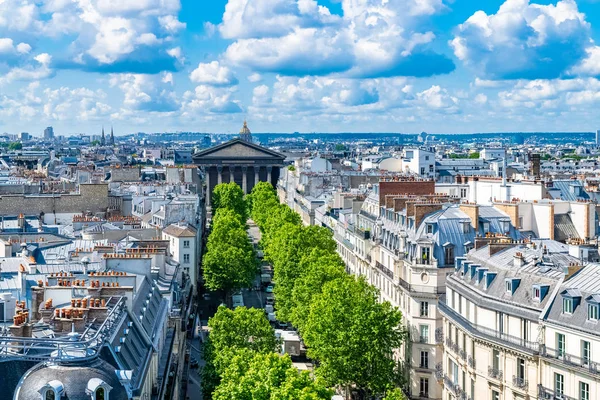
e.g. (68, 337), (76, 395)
(192, 138), (285, 163)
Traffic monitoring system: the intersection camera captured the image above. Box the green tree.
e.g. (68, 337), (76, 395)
(383, 388), (408, 400)
(468, 152), (480, 159)
(267, 225), (336, 321)
(90, 140), (100, 146)
(247, 181), (279, 226)
(208, 306), (278, 360)
(203, 207), (257, 296)
(289, 249), (347, 334)
(212, 182), (248, 221)
(334, 144), (347, 151)
(8, 142), (22, 150)
(303, 276), (405, 397)
(213, 350), (332, 400)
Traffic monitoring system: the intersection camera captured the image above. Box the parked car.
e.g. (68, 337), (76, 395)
(265, 285), (274, 293)
(265, 295), (275, 306)
(265, 304), (274, 314)
(190, 358), (199, 368)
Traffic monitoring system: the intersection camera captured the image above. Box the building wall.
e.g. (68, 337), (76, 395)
(0, 184), (109, 217)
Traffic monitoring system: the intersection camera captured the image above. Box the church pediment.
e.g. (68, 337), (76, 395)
(193, 139), (285, 163)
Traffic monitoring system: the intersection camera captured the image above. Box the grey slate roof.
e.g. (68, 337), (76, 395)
(553, 213), (580, 242)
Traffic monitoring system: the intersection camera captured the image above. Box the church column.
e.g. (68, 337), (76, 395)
(217, 166), (223, 185)
(205, 167), (211, 206)
(242, 166), (248, 193)
(267, 166), (272, 185)
(255, 167), (260, 186)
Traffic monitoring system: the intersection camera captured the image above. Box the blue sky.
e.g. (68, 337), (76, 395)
(2, 0), (600, 135)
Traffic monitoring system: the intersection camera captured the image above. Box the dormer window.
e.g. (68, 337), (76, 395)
(426, 224), (434, 234)
(563, 298), (573, 314)
(86, 378), (112, 400)
(39, 381), (64, 400)
(462, 222), (470, 234)
(532, 285), (550, 302)
(506, 280), (512, 293)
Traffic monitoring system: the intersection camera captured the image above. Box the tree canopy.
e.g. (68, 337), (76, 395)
(212, 182), (248, 221)
(213, 350), (332, 400)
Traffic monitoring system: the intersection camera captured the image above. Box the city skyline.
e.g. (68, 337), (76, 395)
(2, 0), (600, 135)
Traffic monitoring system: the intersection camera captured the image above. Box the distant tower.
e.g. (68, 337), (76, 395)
(239, 120), (252, 142)
(596, 130), (600, 146)
(110, 126), (115, 145)
(100, 126), (106, 146)
(43, 126), (54, 140)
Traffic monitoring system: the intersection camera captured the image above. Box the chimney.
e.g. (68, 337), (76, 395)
(513, 252), (524, 268)
(460, 203), (479, 230)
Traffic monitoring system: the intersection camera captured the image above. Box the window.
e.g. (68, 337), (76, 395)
(492, 349), (500, 370)
(563, 297), (574, 314)
(419, 325), (429, 343)
(588, 304), (599, 321)
(555, 373), (564, 396)
(426, 224), (433, 234)
(471, 379), (475, 399)
(420, 302), (429, 317)
(183, 240), (190, 248)
(462, 222), (470, 233)
(460, 188), (467, 198)
(425, 155), (430, 160)
(420, 351), (429, 369)
(421, 247), (431, 264)
(45, 391), (55, 400)
(444, 246), (454, 266)
(183, 254), (190, 264)
(420, 167), (425, 175)
(557, 333), (566, 357)
(533, 287), (541, 301)
(420, 378), (429, 398)
(492, 390), (500, 400)
(517, 358), (525, 380)
(506, 280), (512, 294)
(580, 381), (589, 400)
(96, 387), (105, 400)
(581, 340), (590, 365)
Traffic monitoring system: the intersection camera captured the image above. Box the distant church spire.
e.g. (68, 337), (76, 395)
(101, 126), (106, 146)
(239, 120), (252, 142)
(110, 125), (115, 145)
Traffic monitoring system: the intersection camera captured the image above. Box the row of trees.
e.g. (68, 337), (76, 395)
(202, 306), (333, 399)
(201, 182), (333, 399)
(248, 182), (407, 399)
(202, 182), (256, 298)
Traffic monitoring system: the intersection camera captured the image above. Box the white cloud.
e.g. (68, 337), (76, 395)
(0, 53), (54, 84)
(248, 73), (262, 83)
(220, 0), (454, 78)
(110, 73), (179, 113)
(182, 85), (243, 115)
(0, 38), (31, 55)
(451, 0), (591, 80)
(190, 61), (239, 86)
(416, 85), (459, 110)
(474, 94), (488, 104)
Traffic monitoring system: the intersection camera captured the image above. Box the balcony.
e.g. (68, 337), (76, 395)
(538, 385), (576, 400)
(540, 346), (600, 376)
(356, 228), (370, 240)
(512, 376), (528, 390)
(375, 261), (395, 280)
(438, 300), (540, 353)
(359, 209), (377, 221)
(467, 355), (476, 369)
(434, 363), (443, 380)
(435, 328), (444, 344)
(443, 375), (467, 399)
(398, 276), (444, 295)
(488, 366), (503, 381)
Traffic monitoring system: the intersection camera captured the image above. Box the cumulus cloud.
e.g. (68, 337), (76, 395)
(0, 53), (54, 84)
(416, 85), (459, 111)
(0, 81), (112, 122)
(0, 0), (186, 74)
(110, 73), (179, 113)
(190, 61), (239, 86)
(451, 0), (591, 80)
(496, 78), (600, 109)
(182, 85), (243, 115)
(220, 0), (454, 78)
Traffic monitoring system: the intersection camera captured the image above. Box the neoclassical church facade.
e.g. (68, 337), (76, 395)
(193, 121), (285, 205)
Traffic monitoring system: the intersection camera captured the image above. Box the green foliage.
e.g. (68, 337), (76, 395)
(8, 142), (22, 150)
(468, 152), (479, 159)
(267, 225), (336, 322)
(213, 350), (332, 400)
(303, 276), (405, 395)
(287, 165), (296, 171)
(203, 207), (256, 293)
(208, 306), (278, 363)
(289, 249), (347, 334)
(212, 182), (248, 221)
(248, 181), (279, 226)
(383, 388), (408, 400)
(334, 144), (347, 151)
(90, 140), (100, 146)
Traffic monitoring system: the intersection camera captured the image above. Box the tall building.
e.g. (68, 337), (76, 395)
(19, 132), (30, 141)
(43, 126), (54, 139)
(596, 130), (600, 146)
